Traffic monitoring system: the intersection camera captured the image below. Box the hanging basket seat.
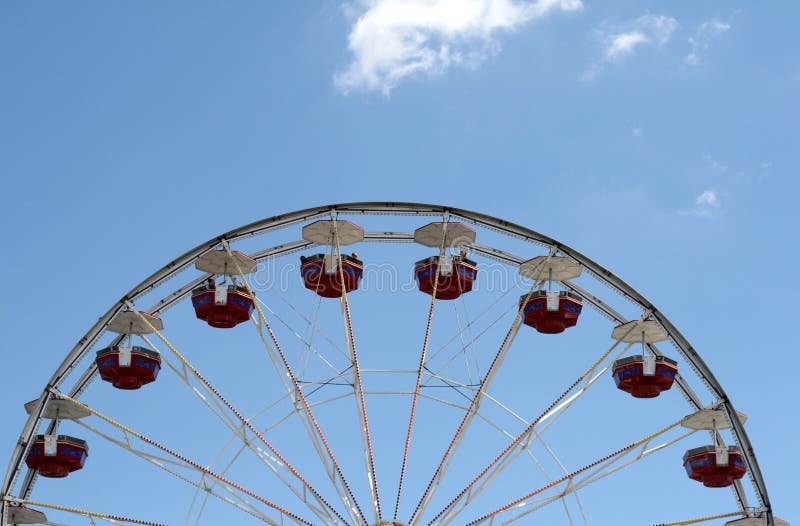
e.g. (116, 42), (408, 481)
(191, 284), (254, 328)
(300, 254), (363, 298)
(520, 290), (583, 334)
(96, 345), (161, 390)
(683, 445), (747, 487)
(415, 255), (477, 300)
(612, 354), (678, 398)
(25, 435), (88, 478)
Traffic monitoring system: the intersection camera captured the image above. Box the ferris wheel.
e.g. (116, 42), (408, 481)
(0, 203), (785, 526)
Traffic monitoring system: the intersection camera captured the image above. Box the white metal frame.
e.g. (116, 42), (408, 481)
(0, 203), (773, 526)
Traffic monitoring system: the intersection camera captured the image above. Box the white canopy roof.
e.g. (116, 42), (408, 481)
(24, 399), (90, 421)
(725, 517), (789, 526)
(302, 220), (364, 246)
(107, 310), (164, 334)
(195, 250), (257, 275)
(518, 256), (581, 281)
(611, 320), (667, 343)
(682, 408), (748, 431)
(413, 222), (476, 248)
(6, 506), (47, 524)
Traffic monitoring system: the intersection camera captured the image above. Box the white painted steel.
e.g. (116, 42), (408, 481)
(682, 409), (748, 431)
(611, 319), (668, 343)
(303, 220), (365, 246)
(195, 250), (258, 275)
(23, 400), (90, 421)
(5, 505), (46, 524)
(518, 256), (581, 281)
(413, 222), (476, 248)
(0, 202), (774, 526)
(107, 310), (164, 335)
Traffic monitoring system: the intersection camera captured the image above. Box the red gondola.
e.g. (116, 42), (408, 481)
(191, 283), (254, 328)
(300, 254), (363, 298)
(520, 290), (582, 334)
(25, 435), (88, 478)
(415, 255), (477, 300)
(683, 445), (747, 487)
(612, 354), (678, 398)
(95, 345), (161, 390)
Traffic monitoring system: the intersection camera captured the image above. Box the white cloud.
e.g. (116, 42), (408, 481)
(703, 152), (770, 183)
(335, 0), (584, 95)
(702, 152), (728, 173)
(582, 14), (678, 81)
(683, 189), (721, 218)
(685, 18), (731, 66)
(605, 32), (648, 60)
(696, 189), (720, 208)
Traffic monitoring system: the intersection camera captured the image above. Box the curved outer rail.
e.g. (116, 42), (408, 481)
(1, 202), (773, 526)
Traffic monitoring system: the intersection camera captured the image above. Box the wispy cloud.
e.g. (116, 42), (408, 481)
(696, 189), (720, 208)
(685, 18), (731, 66)
(582, 14), (678, 81)
(605, 32), (648, 61)
(335, 0), (584, 95)
(682, 189), (721, 218)
(703, 151), (771, 183)
(702, 152), (729, 173)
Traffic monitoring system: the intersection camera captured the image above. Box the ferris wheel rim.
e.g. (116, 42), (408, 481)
(1, 201), (773, 525)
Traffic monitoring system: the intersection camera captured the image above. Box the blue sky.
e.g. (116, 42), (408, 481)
(1, 1), (797, 524)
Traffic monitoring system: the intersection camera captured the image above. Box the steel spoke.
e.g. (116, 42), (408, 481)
(407, 251), (558, 526)
(50, 390), (314, 526)
(394, 215), (450, 521)
(127, 303), (350, 526)
(332, 214), (383, 523)
(226, 242), (369, 526)
(462, 417), (687, 526)
(429, 316), (649, 526)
